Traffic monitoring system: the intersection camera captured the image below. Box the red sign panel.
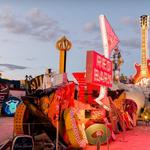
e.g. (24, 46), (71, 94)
(86, 50), (112, 87)
(0, 83), (9, 106)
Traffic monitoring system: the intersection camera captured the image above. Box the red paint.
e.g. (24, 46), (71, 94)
(133, 59), (150, 83)
(72, 72), (86, 102)
(87, 83), (100, 104)
(86, 51), (112, 87)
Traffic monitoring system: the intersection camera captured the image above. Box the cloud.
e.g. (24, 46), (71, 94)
(120, 17), (138, 26)
(84, 21), (99, 32)
(26, 57), (36, 61)
(76, 38), (103, 51)
(120, 38), (140, 49)
(1, 39), (9, 43)
(0, 7), (68, 42)
(120, 16), (139, 32)
(0, 64), (27, 70)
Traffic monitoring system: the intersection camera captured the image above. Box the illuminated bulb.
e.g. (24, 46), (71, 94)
(144, 115), (148, 120)
(141, 70), (146, 75)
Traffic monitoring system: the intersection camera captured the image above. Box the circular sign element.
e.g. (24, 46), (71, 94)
(85, 123), (111, 145)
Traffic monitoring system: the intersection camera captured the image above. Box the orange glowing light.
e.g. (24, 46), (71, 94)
(144, 115), (148, 120)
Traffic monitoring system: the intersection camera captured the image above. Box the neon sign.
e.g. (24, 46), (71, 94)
(2, 96), (22, 116)
(135, 78), (150, 87)
(86, 51), (112, 87)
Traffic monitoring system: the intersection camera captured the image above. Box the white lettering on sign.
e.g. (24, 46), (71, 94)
(93, 68), (112, 86)
(86, 50), (112, 87)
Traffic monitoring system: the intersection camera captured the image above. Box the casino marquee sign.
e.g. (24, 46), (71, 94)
(86, 50), (112, 87)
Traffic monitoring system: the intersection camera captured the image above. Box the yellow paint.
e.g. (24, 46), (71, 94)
(64, 108), (87, 148)
(14, 103), (26, 135)
(114, 92), (126, 112)
(56, 36), (72, 74)
(59, 50), (65, 74)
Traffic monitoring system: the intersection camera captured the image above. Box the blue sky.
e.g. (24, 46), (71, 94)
(0, 0), (150, 80)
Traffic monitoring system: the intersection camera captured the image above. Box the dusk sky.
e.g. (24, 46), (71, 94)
(0, 0), (150, 80)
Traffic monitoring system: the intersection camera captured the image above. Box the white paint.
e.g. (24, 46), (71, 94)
(99, 15), (109, 58)
(126, 88), (145, 115)
(42, 74), (52, 89)
(94, 15), (110, 111)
